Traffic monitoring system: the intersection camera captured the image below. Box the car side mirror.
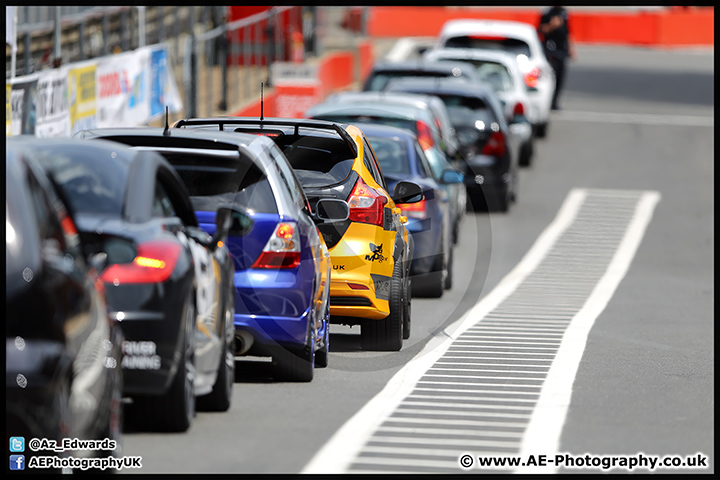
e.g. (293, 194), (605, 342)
(440, 168), (465, 184)
(212, 205), (253, 248)
(392, 181), (423, 204)
(313, 198), (350, 223)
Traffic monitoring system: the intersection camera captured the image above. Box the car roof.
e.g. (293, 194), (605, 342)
(425, 47), (523, 67)
(351, 122), (418, 140)
(77, 126), (269, 150)
(369, 59), (479, 78)
(385, 76), (497, 98)
(322, 91), (440, 110)
(438, 18), (540, 42)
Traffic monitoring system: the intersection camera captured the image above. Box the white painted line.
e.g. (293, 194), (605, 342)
(368, 436), (521, 447)
(411, 387), (540, 396)
(407, 395), (537, 404)
(380, 417), (528, 427)
(395, 408), (532, 419)
(516, 190), (661, 473)
(301, 190), (587, 474)
(384, 37), (418, 63)
(400, 401), (534, 410)
(553, 110), (714, 127)
(377, 426), (526, 438)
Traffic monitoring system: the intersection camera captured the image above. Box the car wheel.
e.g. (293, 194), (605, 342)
(519, 139), (534, 167)
(274, 325), (315, 382)
(402, 276), (412, 340)
(197, 308), (234, 412)
(444, 247), (454, 290)
(315, 304), (330, 368)
(144, 295), (196, 432)
(534, 122), (548, 138)
(361, 260), (403, 351)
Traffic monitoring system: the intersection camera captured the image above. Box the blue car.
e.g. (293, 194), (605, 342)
(357, 123), (464, 304)
(76, 127), (349, 382)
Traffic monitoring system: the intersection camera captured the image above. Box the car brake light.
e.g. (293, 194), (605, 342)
(416, 120), (434, 150)
(252, 222), (301, 269)
(513, 102), (525, 116)
(348, 178), (387, 226)
(524, 67), (540, 88)
(481, 131), (507, 157)
(101, 240), (182, 284)
(397, 198), (427, 220)
(469, 34), (507, 41)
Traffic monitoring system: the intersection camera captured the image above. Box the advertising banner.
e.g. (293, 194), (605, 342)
(35, 68), (71, 138)
(96, 48), (151, 127)
(10, 75), (39, 136)
(6, 83), (11, 136)
(69, 62), (98, 135)
(149, 45), (183, 120)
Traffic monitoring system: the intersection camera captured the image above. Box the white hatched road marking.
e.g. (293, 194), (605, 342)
(301, 188), (660, 474)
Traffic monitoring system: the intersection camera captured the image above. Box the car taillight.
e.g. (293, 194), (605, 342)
(524, 67), (540, 88)
(416, 120), (434, 150)
(101, 240), (182, 285)
(513, 102), (525, 116)
(348, 178), (387, 226)
(251, 222), (301, 269)
(481, 131), (507, 157)
(397, 198), (427, 220)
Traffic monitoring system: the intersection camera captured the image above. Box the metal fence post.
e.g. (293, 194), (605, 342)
(138, 6), (146, 48)
(102, 12), (109, 56)
(219, 24), (228, 111)
(54, 6), (62, 62)
(121, 9), (129, 51)
(78, 18), (85, 61)
(185, 34), (197, 118)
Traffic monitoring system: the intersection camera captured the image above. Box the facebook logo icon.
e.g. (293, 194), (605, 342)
(10, 455), (25, 470)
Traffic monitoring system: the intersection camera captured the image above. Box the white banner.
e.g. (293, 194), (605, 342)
(9, 44), (183, 136)
(96, 48), (151, 128)
(35, 68), (71, 138)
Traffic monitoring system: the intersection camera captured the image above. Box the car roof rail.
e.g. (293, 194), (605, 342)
(173, 118), (358, 158)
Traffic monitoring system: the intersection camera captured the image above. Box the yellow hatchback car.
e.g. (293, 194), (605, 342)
(173, 118), (423, 351)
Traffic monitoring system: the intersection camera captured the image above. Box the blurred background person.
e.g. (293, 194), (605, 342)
(538, 5), (574, 110)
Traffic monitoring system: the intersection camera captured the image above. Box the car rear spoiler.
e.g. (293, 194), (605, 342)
(173, 118), (359, 158)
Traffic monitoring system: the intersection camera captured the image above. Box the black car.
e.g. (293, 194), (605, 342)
(6, 142), (123, 471)
(384, 76), (522, 212)
(362, 60), (480, 92)
(15, 137), (242, 432)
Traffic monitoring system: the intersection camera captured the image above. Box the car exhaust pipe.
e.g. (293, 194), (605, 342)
(234, 331), (254, 356)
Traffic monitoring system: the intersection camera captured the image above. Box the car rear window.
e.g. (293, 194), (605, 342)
(33, 144), (130, 216)
(471, 61), (515, 92)
(272, 135), (356, 188)
(444, 36), (531, 58)
(162, 152), (278, 214)
(313, 114), (419, 138)
(366, 135), (411, 176)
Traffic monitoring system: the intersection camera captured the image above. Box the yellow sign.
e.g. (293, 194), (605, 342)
(69, 64), (97, 132)
(6, 83), (12, 136)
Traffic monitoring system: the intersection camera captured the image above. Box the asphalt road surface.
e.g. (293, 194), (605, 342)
(119, 43), (713, 474)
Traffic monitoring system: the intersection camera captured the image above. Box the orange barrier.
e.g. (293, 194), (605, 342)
(367, 7), (714, 47)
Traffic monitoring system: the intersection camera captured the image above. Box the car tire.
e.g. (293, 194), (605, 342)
(143, 295), (196, 432)
(361, 260), (403, 351)
(535, 122), (548, 138)
(519, 139), (534, 167)
(315, 304), (330, 368)
(197, 309), (234, 412)
(402, 276), (412, 340)
(274, 327), (315, 382)
(444, 247), (453, 290)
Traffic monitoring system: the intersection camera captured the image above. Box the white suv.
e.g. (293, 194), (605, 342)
(433, 19), (556, 138)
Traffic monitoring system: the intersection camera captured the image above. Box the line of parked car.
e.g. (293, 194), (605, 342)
(5, 16), (556, 470)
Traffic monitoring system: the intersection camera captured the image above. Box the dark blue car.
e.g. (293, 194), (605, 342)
(357, 123), (464, 304)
